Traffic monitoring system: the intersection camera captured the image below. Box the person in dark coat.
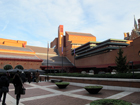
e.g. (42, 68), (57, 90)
(20, 71), (26, 83)
(35, 70), (40, 83)
(6, 72), (10, 82)
(27, 72), (32, 83)
(0, 73), (9, 105)
(13, 71), (23, 105)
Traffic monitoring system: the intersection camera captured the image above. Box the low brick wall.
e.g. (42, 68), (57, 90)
(42, 76), (140, 88)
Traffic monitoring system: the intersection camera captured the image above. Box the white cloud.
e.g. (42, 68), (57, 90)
(27, 40), (46, 48)
(0, 0), (140, 47)
(2, 21), (9, 31)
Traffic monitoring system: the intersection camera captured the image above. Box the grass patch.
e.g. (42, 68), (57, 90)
(90, 99), (132, 105)
(85, 86), (103, 89)
(55, 82), (69, 85)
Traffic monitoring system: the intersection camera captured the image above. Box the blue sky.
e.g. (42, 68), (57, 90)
(0, 0), (140, 47)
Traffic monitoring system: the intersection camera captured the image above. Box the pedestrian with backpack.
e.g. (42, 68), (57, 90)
(0, 73), (9, 105)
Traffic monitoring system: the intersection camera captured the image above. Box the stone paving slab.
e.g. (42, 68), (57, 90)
(73, 89), (122, 98)
(22, 95), (91, 105)
(1, 81), (140, 105)
(121, 92), (140, 104)
(32, 82), (54, 86)
(9, 88), (54, 99)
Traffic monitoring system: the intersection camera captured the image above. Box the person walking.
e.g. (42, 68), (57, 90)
(6, 72), (10, 82)
(13, 71), (24, 105)
(27, 72), (32, 84)
(0, 73), (9, 105)
(35, 70), (40, 83)
(20, 71), (26, 84)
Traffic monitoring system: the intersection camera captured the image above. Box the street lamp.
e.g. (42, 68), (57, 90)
(129, 61), (134, 78)
(61, 35), (63, 73)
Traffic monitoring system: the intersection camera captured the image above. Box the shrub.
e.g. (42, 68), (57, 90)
(14, 65), (24, 70)
(85, 86), (103, 89)
(55, 82), (70, 89)
(90, 99), (132, 105)
(4, 65), (13, 70)
(85, 86), (103, 94)
(55, 82), (69, 85)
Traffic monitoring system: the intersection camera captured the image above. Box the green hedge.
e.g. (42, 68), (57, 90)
(55, 82), (69, 85)
(90, 99), (131, 105)
(48, 73), (140, 79)
(14, 65), (24, 70)
(85, 86), (103, 89)
(4, 65), (13, 70)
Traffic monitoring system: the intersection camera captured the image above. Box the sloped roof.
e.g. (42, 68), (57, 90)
(66, 31), (94, 37)
(42, 56), (73, 66)
(26, 45), (57, 54)
(0, 52), (40, 60)
(0, 45), (33, 52)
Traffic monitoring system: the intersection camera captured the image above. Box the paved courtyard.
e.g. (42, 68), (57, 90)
(1, 81), (140, 105)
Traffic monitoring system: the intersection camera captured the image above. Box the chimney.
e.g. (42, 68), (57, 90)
(127, 32), (130, 37)
(124, 33), (127, 38)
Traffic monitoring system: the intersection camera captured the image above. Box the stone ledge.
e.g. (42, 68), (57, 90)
(47, 76), (140, 88)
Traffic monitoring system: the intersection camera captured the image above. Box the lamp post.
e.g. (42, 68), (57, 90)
(62, 52), (63, 73)
(47, 42), (49, 81)
(74, 47), (75, 66)
(47, 42), (49, 74)
(61, 35), (63, 73)
(129, 61), (134, 78)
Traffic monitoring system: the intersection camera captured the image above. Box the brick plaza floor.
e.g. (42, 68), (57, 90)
(2, 81), (140, 105)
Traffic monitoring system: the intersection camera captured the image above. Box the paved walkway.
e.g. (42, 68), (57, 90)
(1, 81), (140, 105)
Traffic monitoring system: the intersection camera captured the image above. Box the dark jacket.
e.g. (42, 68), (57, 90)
(13, 73), (23, 94)
(20, 73), (26, 83)
(0, 76), (9, 88)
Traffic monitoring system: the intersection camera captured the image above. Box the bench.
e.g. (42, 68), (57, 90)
(50, 79), (63, 83)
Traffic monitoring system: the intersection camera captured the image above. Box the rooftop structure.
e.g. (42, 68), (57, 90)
(72, 39), (129, 59)
(51, 18), (140, 73)
(0, 18), (139, 73)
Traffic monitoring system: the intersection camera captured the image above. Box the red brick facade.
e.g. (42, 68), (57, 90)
(0, 58), (42, 70)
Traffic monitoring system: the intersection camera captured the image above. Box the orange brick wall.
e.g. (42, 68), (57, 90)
(68, 35), (96, 44)
(58, 25), (64, 56)
(3, 41), (22, 47)
(0, 38), (27, 47)
(51, 38), (58, 49)
(71, 45), (81, 49)
(65, 41), (75, 65)
(126, 40), (133, 44)
(65, 42), (72, 52)
(64, 33), (96, 65)
(17, 40), (27, 44)
(0, 60), (42, 70)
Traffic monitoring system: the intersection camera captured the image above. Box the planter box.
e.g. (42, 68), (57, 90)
(85, 86), (103, 94)
(55, 82), (69, 89)
(51, 79), (63, 83)
(49, 76), (140, 89)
